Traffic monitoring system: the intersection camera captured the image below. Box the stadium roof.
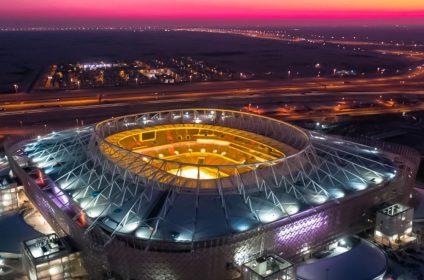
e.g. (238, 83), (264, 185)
(18, 109), (397, 243)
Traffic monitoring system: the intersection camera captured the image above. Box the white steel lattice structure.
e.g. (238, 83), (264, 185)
(5, 109), (419, 280)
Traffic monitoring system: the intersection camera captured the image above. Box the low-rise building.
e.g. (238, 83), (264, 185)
(0, 165), (20, 215)
(21, 234), (88, 280)
(242, 255), (296, 280)
(374, 203), (416, 248)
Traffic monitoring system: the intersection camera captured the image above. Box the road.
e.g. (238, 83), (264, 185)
(1, 29), (424, 139)
(1, 67), (424, 112)
(0, 88), (421, 137)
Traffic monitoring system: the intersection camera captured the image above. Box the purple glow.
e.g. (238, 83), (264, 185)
(50, 183), (70, 206)
(278, 212), (328, 242)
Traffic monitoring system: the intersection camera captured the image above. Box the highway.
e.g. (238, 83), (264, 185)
(1, 69), (424, 123)
(1, 68), (424, 112)
(1, 30), (424, 140)
(0, 88), (422, 131)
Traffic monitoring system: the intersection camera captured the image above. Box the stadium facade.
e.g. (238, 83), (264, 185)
(5, 109), (419, 280)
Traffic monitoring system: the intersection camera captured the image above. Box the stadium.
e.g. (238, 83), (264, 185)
(5, 109), (418, 279)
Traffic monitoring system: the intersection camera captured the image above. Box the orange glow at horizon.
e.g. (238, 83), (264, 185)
(1, 0), (424, 21)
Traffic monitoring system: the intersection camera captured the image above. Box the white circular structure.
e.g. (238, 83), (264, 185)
(6, 109), (418, 280)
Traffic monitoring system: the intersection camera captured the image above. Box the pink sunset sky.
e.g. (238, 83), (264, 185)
(1, 0), (424, 26)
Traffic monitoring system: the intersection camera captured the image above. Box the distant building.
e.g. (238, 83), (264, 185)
(77, 63), (112, 71)
(335, 70), (357, 77)
(160, 74), (175, 84)
(139, 68), (174, 80)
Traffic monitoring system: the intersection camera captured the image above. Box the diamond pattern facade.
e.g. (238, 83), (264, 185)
(5, 109), (419, 280)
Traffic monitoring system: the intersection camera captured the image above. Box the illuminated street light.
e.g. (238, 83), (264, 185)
(13, 83), (19, 93)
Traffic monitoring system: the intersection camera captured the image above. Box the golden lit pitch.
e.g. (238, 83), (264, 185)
(103, 124), (297, 179)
